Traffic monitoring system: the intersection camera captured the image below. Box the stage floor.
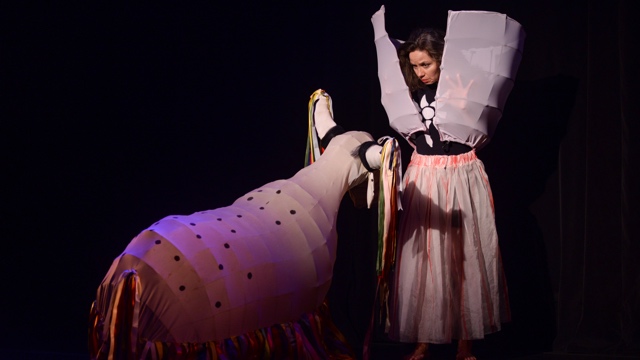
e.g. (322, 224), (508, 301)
(2, 344), (638, 360)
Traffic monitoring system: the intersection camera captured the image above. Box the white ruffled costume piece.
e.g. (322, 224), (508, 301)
(372, 6), (524, 343)
(391, 151), (510, 343)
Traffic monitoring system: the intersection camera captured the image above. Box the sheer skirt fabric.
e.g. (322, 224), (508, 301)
(388, 150), (510, 343)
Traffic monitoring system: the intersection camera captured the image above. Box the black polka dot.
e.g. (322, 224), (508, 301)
(237, 215), (242, 218)
(257, 190), (262, 192)
(259, 207), (265, 210)
(179, 286), (185, 291)
(215, 301), (221, 308)
(190, 223), (196, 226)
(247, 197), (253, 201)
(276, 190), (281, 194)
(218, 264), (224, 270)
(231, 229), (236, 233)
(217, 218), (222, 221)
(196, 234), (202, 239)
(275, 220), (281, 225)
(174, 256), (180, 261)
(247, 272), (252, 279)
(155, 240), (161, 244)
(224, 243), (230, 248)
(290, 210), (296, 215)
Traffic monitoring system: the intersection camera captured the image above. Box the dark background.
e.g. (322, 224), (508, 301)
(2, 1), (639, 359)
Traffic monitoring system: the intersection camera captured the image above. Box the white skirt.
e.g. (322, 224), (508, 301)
(388, 150), (510, 343)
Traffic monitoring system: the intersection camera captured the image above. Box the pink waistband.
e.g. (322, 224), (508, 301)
(409, 149), (478, 168)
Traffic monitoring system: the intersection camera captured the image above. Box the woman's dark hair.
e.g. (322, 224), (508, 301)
(398, 27), (445, 92)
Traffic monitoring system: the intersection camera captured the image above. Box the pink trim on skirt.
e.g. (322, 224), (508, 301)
(388, 150), (510, 343)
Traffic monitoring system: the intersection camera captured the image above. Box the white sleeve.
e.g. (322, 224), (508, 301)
(433, 10), (525, 149)
(371, 6), (426, 142)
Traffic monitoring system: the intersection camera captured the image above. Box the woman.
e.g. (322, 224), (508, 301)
(389, 27), (489, 360)
(395, 27), (463, 157)
(369, 6), (525, 360)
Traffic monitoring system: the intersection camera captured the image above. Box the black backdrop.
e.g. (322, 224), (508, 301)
(3, 0), (639, 358)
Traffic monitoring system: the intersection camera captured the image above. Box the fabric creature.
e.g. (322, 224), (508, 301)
(89, 130), (378, 360)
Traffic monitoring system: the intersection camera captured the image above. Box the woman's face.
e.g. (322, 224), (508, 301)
(409, 50), (440, 85)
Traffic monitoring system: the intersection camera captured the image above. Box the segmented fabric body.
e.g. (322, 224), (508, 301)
(91, 131), (372, 358)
